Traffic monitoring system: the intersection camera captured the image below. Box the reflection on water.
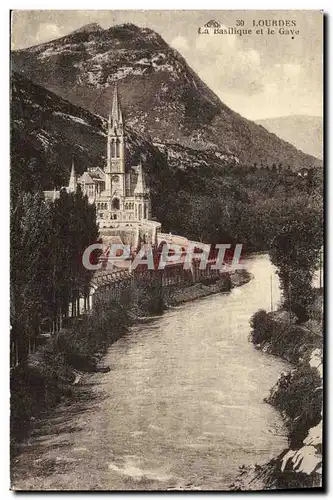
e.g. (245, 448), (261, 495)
(12, 254), (289, 491)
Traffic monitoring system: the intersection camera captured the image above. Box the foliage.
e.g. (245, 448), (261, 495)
(51, 301), (131, 369)
(10, 183), (99, 365)
(250, 310), (321, 364)
(10, 191), (53, 361)
(268, 365), (322, 447)
(249, 310), (274, 345)
(152, 159), (322, 253)
(268, 196), (323, 322)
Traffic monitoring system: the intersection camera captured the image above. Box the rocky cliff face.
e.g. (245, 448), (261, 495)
(12, 23), (321, 170)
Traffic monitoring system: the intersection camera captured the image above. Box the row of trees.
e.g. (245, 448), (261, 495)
(155, 191), (322, 255)
(252, 162), (315, 171)
(10, 186), (99, 366)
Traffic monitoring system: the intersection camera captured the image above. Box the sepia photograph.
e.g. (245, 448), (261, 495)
(10, 9), (323, 491)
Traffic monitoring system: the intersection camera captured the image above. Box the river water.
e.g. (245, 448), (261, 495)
(12, 254), (289, 491)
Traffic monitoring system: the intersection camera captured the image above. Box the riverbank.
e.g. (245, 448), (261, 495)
(231, 308), (323, 490)
(11, 267), (252, 454)
(10, 301), (132, 452)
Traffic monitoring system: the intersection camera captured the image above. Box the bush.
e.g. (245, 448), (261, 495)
(268, 365), (322, 447)
(250, 309), (274, 345)
(53, 302), (132, 370)
(250, 307), (321, 363)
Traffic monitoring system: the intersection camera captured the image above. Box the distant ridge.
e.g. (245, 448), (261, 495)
(256, 115), (323, 160)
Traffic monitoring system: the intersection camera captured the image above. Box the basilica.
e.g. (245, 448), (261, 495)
(78, 85), (151, 228)
(45, 85), (152, 231)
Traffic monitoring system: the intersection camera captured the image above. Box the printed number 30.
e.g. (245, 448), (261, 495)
(236, 20), (244, 26)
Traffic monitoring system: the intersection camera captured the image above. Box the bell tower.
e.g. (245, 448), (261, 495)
(105, 84), (125, 197)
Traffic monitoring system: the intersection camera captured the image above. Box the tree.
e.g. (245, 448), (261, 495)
(10, 184), (100, 365)
(51, 186), (99, 323)
(269, 196), (323, 322)
(11, 191), (53, 363)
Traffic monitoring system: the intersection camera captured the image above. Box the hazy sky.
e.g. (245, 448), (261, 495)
(11, 10), (323, 120)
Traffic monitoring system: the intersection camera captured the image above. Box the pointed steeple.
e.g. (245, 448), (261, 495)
(68, 158), (77, 193)
(106, 83), (125, 194)
(109, 83), (123, 129)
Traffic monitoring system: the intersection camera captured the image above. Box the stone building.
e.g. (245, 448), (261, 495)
(77, 84), (151, 229)
(44, 85), (160, 246)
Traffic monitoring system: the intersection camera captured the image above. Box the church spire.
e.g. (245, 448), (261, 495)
(68, 158), (77, 193)
(106, 83), (126, 195)
(109, 83), (123, 129)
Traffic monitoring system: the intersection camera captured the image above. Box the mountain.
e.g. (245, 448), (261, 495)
(12, 23), (321, 170)
(256, 116), (323, 160)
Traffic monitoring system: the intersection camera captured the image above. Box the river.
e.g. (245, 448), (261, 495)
(12, 254), (290, 491)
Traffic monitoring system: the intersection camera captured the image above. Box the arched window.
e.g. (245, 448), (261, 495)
(138, 204), (142, 219)
(112, 198), (120, 210)
(116, 139), (120, 158)
(111, 140), (116, 158)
